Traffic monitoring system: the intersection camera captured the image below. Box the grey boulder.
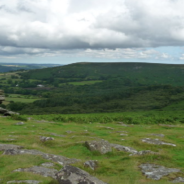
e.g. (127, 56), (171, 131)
(85, 139), (112, 154)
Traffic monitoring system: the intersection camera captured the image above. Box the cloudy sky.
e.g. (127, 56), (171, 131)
(1, 0), (184, 64)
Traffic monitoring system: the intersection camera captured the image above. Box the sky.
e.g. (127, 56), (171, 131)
(1, 0), (184, 64)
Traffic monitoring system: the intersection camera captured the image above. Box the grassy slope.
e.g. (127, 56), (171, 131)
(1, 113), (184, 183)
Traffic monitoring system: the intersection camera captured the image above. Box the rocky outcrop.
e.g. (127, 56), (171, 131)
(0, 107), (18, 116)
(1, 144), (107, 183)
(142, 138), (176, 146)
(56, 165), (107, 184)
(139, 163), (180, 180)
(0, 90), (19, 116)
(85, 139), (156, 156)
(3, 146), (80, 166)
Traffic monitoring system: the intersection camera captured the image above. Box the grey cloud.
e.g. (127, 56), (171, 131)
(17, 3), (33, 13)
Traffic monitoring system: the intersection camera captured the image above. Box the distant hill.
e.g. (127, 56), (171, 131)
(4, 62), (184, 114)
(0, 63), (62, 73)
(19, 62), (184, 86)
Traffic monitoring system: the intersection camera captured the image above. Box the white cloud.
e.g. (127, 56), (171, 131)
(0, 0), (184, 61)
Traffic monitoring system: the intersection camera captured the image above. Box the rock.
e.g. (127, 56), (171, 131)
(85, 139), (112, 154)
(40, 162), (54, 168)
(149, 133), (165, 137)
(130, 150), (156, 156)
(0, 144), (23, 151)
(142, 138), (176, 146)
(0, 108), (19, 116)
(85, 139), (155, 156)
(40, 136), (54, 142)
(0, 107), (18, 116)
(56, 165), (107, 184)
(0, 91), (14, 116)
(3, 149), (20, 155)
(111, 144), (137, 154)
(7, 180), (40, 184)
(14, 166), (58, 179)
(172, 177), (184, 183)
(139, 163), (180, 180)
(84, 160), (98, 170)
(15, 122), (24, 125)
(3, 148), (80, 166)
(4, 111), (19, 116)
(111, 143), (156, 156)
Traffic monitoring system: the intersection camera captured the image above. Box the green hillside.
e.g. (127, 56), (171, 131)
(19, 62), (184, 86)
(0, 62), (180, 114)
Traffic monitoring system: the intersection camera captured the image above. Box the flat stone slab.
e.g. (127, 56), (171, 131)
(56, 165), (107, 184)
(3, 149), (80, 166)
(14, 166), (58, 179)
(139, 163), (180, 180)
(142, 138), (176, 146)
(111, 144), (155, 156)
(0, 144), (23, 151)
(7, 180), (40, 184)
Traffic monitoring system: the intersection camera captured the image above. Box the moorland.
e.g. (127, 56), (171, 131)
(0, 62), (184, 184)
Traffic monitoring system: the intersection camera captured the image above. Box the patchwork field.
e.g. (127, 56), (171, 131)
(0, 114), (184, 184)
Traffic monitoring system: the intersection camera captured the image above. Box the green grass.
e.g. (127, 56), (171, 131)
(3, 94), (41, 104)
(0, 112), (184, 183)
